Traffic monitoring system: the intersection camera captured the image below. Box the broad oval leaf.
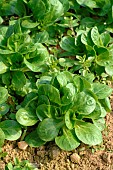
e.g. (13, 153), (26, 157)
(0, 120), (22, 140)
(55, 128), (80, 151)
(75, 120), (102, 145)
(16, 108), (38, 126)
(25, 130), (46, 147)
(92, 83), (112, 99)
(37, 118), (64, 141)
(0, 87), (8, 105)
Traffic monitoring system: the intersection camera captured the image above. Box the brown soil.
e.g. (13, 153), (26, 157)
(0, 94), (113, 170)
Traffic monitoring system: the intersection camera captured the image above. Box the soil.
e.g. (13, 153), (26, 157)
(0, 92), (113, 170)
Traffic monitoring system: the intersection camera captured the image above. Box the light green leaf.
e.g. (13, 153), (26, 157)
(16, 108), (38, 126)
(92, 83), (112, 99)
(0, 128), (5, 147)
(0, 87), (8, 105)
(75, 120), (102, 145)
(93, 118), (105, 131)
(55, 128), (80, 151)
(91, 26), (101, 46)
(105, 65), (113, 76)
(0, 61), (8, 74)
(21, 19), (39, 28)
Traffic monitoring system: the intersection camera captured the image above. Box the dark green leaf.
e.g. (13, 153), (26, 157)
(0, 120), (22, 140)
(37, 118), (64, 141)
(25, 130), (46, 147)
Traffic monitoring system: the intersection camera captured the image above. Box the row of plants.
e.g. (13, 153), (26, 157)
(0, 0), (113, 151)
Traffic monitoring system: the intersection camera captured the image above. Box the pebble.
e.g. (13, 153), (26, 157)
(70, 153), (80, 164)
(18, 141), (28, 150)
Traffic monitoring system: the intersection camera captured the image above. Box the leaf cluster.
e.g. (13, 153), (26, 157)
(0, 0), (113, 151)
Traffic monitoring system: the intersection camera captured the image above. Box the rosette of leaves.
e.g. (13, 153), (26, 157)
(18, 71), (112, 151)
(59, 26), (113, 80)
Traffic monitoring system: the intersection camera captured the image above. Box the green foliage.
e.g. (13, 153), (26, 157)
(0, 0), (113, 151)
(5, 158), (38, 170)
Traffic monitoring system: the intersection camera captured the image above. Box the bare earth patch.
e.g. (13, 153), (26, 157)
(0, 95), (113, 170)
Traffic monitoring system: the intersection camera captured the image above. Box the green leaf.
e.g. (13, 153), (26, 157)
(35, 31), (49, 43)
(65, 110), (75, 130)
(16, 108), (38, 126)
(21, 19), (39, 28)
(25, 130), (46, 147)
(75, 120), (102, 145)
(105, 65), (113, 76)
(100, 32), (110, 46)
(36, 104), (56, 121)
(60, 36), (77, 53)
(76, 0), (100, 8)
(12, 71), (26, 90)
(0, 61), (8, 74)
(96, 49), (110, 66)
(0, 120), (22, 140)
(38, 84), (61, 104)
(0, 128), (5, 147)
(0, 103), (9, 116)
(91, 26), (101, 46)
(55, 128), (80, 151)
(92, 83), (112, 99)
(93, 118), (105, 131)
(0, 87), (8, 105)
(74, 91), (96, 114)
(99, 97), (111, 112)
(37, 118), (64, 141)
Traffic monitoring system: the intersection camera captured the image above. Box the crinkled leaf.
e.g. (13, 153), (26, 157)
(91, 26), (101, 46)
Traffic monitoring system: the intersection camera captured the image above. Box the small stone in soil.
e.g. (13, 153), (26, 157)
(18, 141), (28, 150)
(70, 153), (80, 164)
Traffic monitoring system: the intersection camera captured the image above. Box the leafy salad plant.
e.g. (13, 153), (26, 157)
(0, 0), (113, 151)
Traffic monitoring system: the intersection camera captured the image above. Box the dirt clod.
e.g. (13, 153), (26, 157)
(70, 153), (80, 164)
(17, 141), (28, 150)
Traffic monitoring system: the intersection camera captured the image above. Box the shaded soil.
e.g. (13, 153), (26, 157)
(0, 93), (113, 170)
